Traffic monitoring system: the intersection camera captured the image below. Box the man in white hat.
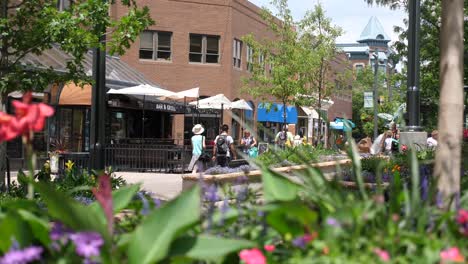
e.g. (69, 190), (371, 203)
(188, 124), (206, 174)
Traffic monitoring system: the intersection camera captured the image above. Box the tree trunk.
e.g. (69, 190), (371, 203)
(435, 0), (464, 204)
(317, 59), (324, 146)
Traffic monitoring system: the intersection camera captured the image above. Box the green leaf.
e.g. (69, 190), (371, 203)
(262, 167), (300, 202)
(89, 183), (140, 214)
(168, 235), (255, 262)
(33, 182), (109, 241)
(17, 210), (51, 246)
(127, 186), (201, 264)
(0, 212), (32, 252)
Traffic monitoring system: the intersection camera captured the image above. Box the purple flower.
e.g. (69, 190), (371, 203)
(325, 217), (341, 227)
(70, 232), (104, 258)
(0, 246), (43, 264)
(50, 222), (72, 241)
(153, 198), (161, 208)
(136, 192), (150, 215)
(204, 184), (218, 202)
(292, 236), (307, 249)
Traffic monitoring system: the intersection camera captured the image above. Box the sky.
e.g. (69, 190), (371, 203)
(248, 0), (406, 44)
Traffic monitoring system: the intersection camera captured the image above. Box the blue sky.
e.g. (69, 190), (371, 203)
(248, 0), (406, 44)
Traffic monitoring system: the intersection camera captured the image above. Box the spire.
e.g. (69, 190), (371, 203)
(358, 16), (390, 42)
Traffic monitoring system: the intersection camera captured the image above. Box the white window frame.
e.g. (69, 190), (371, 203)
(246, 45), (254, 72)
(139, 31), (173, 61)
(233, 39), (242, 68)
(189, 34), (220, 64)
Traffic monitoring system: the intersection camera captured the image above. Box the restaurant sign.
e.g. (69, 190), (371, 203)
(154, 103), (177, 112)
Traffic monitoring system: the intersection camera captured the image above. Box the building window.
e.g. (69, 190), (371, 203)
(190, 34), (220, 64)
(246, 46), (254, 72)
(58, 0), (72, 11)
(139, 31), (172, 61)
(354, 64), (364, 73)
(233, 39), (242, 68)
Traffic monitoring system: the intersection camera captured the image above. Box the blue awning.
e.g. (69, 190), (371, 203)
(257, 103), (298, 124)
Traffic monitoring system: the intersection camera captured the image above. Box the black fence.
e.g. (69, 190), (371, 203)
(104, 144), (191, 173)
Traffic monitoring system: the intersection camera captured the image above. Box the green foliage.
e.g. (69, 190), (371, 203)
(241, 1), (344, 127)
(256, 145), (337, 167)
(0, 0), (154, 93)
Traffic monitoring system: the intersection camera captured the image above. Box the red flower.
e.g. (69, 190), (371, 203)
(440, 247), (464, 263)
(457, 209), (468, 224)
(12, 92), (54, 135)
(0, 112), (20, 142)
(239, 248), (266, 264)
(92, 174), (114, 234)
(401, 145), (408, 152)
(263, 245), (275, 252)
(374, 248), (390, 262)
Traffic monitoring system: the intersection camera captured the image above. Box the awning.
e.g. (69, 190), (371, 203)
(300, 106), (319, 119)
(257, 103), (298, 124)
(59, 83), (92, 105)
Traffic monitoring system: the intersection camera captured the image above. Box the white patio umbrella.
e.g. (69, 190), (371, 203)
(158, 87), (199, 101)
(189, 94), (232, 128)
(377, 113), (394, 121)
(107, 84), (176, 139)
(231, 99), (253, 110)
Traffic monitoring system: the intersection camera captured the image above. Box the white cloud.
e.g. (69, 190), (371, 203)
(248, 0), (406, 44)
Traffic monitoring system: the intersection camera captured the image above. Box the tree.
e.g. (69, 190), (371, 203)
(242, 0), (342, 143)
(435, 0), (464, 204)
(0, 0), (154, 189)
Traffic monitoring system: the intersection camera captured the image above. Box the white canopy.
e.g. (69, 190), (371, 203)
(107, 84), (176, 97)
(231, 99), (253, 111)
(300, 106), (319, 119)
(159, 87), (199, 101)
(189, 94), (232, 110)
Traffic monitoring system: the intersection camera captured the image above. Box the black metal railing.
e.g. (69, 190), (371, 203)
(104, 144), (192, 173)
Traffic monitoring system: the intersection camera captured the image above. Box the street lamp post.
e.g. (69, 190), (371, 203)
(372, 50), (379, 140)
(406, 0), (421, 131)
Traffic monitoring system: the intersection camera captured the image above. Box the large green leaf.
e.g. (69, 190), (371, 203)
(262, 167), (300, 202)
(168, 235), (255, 262)
(0, 212), (32, 252)
(33, 182), (109, 241)
(17, 210), (51, 246)
(89, 183), (140, 215)
(127, 186), (201, 264)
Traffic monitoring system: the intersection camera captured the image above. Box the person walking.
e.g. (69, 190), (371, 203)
(275, 125), (293, 149)
(188, 124), (206, 174)
(240, 130), (257, 157)
(212, 124), (237, 167)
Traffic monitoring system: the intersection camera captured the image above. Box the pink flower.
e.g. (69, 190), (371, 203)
(457, 209), (468, 224)
(239, 248), (266, 264)
(374, 248), (390, 262)
(440, 247), (464, 263)
(401, 145), (408, 152)
(0, 112), (20, 142)
(264, 245), (275, 252)
(12, 92), (54, 135)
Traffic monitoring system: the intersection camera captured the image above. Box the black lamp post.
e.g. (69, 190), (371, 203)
(406, 0), (421, 131)
(90, 3), (107, 170)
(372, 50), (380, 140)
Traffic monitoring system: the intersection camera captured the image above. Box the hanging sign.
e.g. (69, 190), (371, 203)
(364, 92), (373, 108)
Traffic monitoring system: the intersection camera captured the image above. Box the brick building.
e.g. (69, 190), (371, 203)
(111, 0), (352, 144)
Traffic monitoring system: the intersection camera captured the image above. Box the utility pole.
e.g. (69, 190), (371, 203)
(90, 0), (107, 170)
(372, 50), (379, 140)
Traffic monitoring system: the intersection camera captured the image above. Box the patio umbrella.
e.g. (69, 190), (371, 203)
(232, 99), (253, 136)
(158, 87), (199, 101)
(107, 84), (176, 139)
(189, 94), (232, 128)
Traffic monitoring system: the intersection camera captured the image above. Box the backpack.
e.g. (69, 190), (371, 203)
(216, 135), (229, 156)
(278, 131), (287, 145)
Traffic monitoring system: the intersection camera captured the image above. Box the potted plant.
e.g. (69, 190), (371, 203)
(49, 138), (67, 174)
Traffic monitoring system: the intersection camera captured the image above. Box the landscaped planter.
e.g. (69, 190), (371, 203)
(182, 159), (387, 191)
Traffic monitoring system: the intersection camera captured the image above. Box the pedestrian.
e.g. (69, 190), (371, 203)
(275, 125), (293, 149)
(240, 130), (257, 157)
(188, 124), (206, 175)
(212, 124), (237, 167)
(427, 130), (438, 148)
(383, 130), (393, 155)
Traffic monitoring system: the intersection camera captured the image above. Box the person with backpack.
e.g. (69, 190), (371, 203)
(212, 124), (237, 167)
(275, 125), (293, 149)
